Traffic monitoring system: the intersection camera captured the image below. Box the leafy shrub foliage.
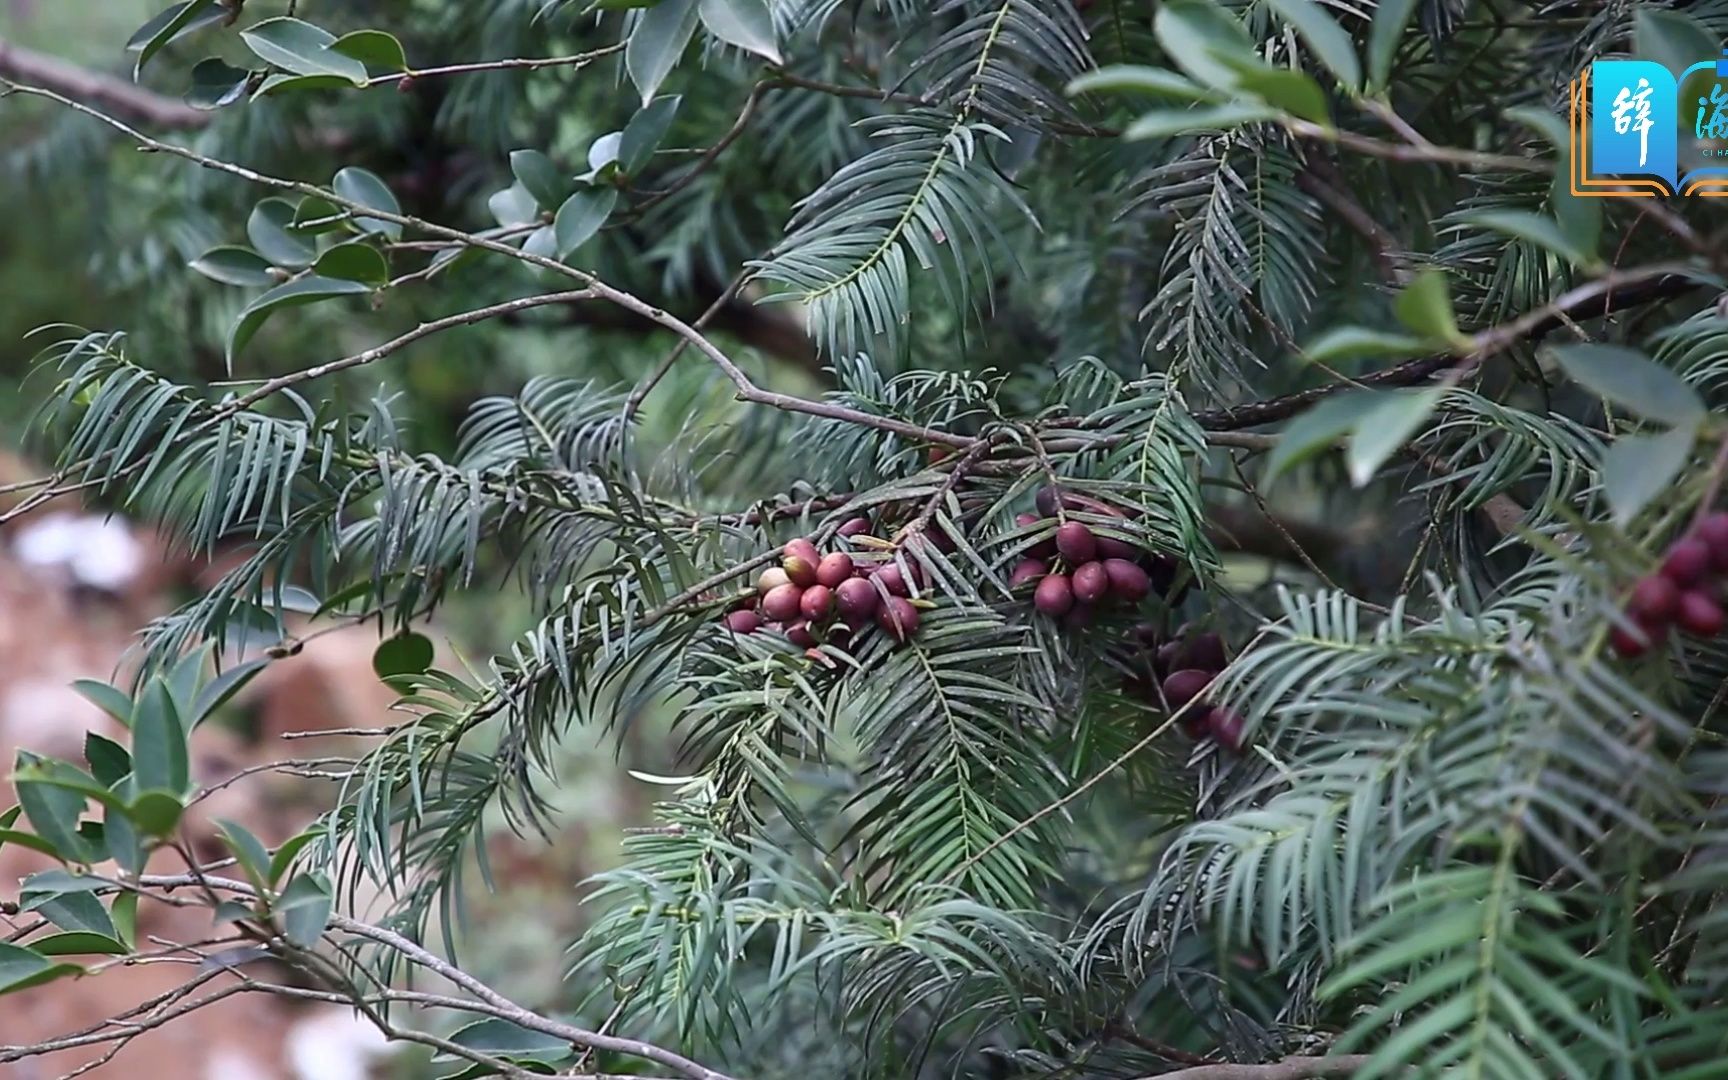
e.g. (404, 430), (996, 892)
(4, 1), (1728, 1078)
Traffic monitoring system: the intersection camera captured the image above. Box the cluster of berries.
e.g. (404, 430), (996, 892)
(721, 521), (923, 659)
(1009, 486), (1184, 627)
(1123, 625), (1246, 752)
(1613, 512), (1728, 658)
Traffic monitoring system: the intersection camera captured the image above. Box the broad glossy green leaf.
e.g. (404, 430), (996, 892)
(510, 150), (568, 210)
(1234, 67), (1330, 125)
(31, 890), (117, 938)
(332, 167), (403, 239)
(1300, 327), (1429, 364)
(621, 96), (682, 174)
(1549, 343), (1706, 426)
(1368, 0), (1419, 90)
(1550, 172), (1602, 263)
(217, 819), (272, 890)
(1067, 65), (1221, 102)
(189, 246), (275, 287)
(1462, 209), (1596, 268)
(331, 29), (408, 72)
(0, 830), (67, 861)
(14, 752), (93, 864)
(1601, 426), (1697, 526)
(1265, 391), (1376, 482)
(268, 828), (322, 886)
(71, 680), (133, 728)
(627, 0), (700, 104)
(276, 873), (333, 948)
(314, 242), (389, 286)
(240, 17), (367, 82)
(186, 58), (252, 110)
(291, 196), (346, 235)
(130, 681), (188, 797)
(1392, 269), (1461, 344)
(253, 72), (361, 98)
(125, 791), (185, 839)
(130, 0), (222, 78)
(111, 892), (138, 949)
(0, 944), (81, 996)
(443, 1017), (570, 1062)
(1506, 105), (1568, 150)
(248, 199), (315, 268)
(1154, 0), (1262, 89)
(1123, 102), (1279, 140)
(698, 0), (780, 62)
(83, 734), (130, 790)
(227, 276), (372, 367)
(31, 932), (127, 957)
(1266, 0), (1360, 88)
(1345, 388), (1443, 487)
(191, 658), (270, 725)
(489, 183), (540, 228)
(1635, 8), (1716, 78)
(373, 632), (434, 681)
(554, 188), (618, 257)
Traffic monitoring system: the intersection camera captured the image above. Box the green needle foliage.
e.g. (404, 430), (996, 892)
(7, 2), (1728, 1079)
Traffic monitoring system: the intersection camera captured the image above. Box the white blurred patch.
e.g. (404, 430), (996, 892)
(13, 512), (147, 593)
(286, 1009), (395, 1080)
(205, 1046), (273, 1080)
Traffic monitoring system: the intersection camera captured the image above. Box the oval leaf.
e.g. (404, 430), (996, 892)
(241, 17), (367, 82)
(627, 0), (701, 104)
(227, 276), (374, 368)
(190, 246), (276, 287)
(1549, 344), (1706, 427)
(331, 29), (409, 73)
(314, 242), (389, 286)
(332, 167), (403, 239)
(1601, 426), (1697, 526)
(698, 0), (781, 63)
(554, 188), (619, 257)
(1266, 0), (1361, 89)
(247, 199), (315, 268)
(373, 632), (434, 681)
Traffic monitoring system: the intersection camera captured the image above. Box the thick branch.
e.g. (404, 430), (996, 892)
(0, 39), (209, 129)
(1194, 270), (1699, 431)
(1145, 1055), (1373, 1080)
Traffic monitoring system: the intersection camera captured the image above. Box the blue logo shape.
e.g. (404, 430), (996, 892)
(1592, 59), (1678, 186)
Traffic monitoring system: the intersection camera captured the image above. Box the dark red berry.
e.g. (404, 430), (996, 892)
(786, 621), (818, 648)
(1072, 561), (1110, 604)
(1162, 669), (1213, 710)
(1205, 706), (1248, 752)
(1009, 558), (1048, 590)
(1628, 575), (1681, 624)
(1103, 559), (1151, 603)
(1154, 641), (1184, 677)
(835, 577), (879, 619)
(1065, 603), (1094, 629)
(1610, 621), (1657, 658)
(1134, 622), (1163, 644)
(1096, 534), (1139, 560)
(723, 610), (762, 634)
(1034, 574), (1074, 617)
(800, 585), (834, 621)
(816, 552), (854, 588)
(837, 516), (873, 538)
(761, 583), (804, 623)
(1034, 486), (1063, 517)
(1661, 538), (1713, 588)
(1184, 631), (1228, 673)
(1055, 522), (1097, 564)
(1678, 590), (1726, 637)
(876, 563), (911, 597)
(878, 596), (920, 641)
(1701, 512), (1728, 571)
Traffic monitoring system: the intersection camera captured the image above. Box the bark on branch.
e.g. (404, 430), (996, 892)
(0, 40), (209, 130)
(1193, 271), (1700, 432)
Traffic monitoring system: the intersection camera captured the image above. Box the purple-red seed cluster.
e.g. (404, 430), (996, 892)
(1124, 625), (1246, 752)
(1011, 486), (1184, 627)
(721, 521), (923, 662)
(1613, 512), (1728, 658)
